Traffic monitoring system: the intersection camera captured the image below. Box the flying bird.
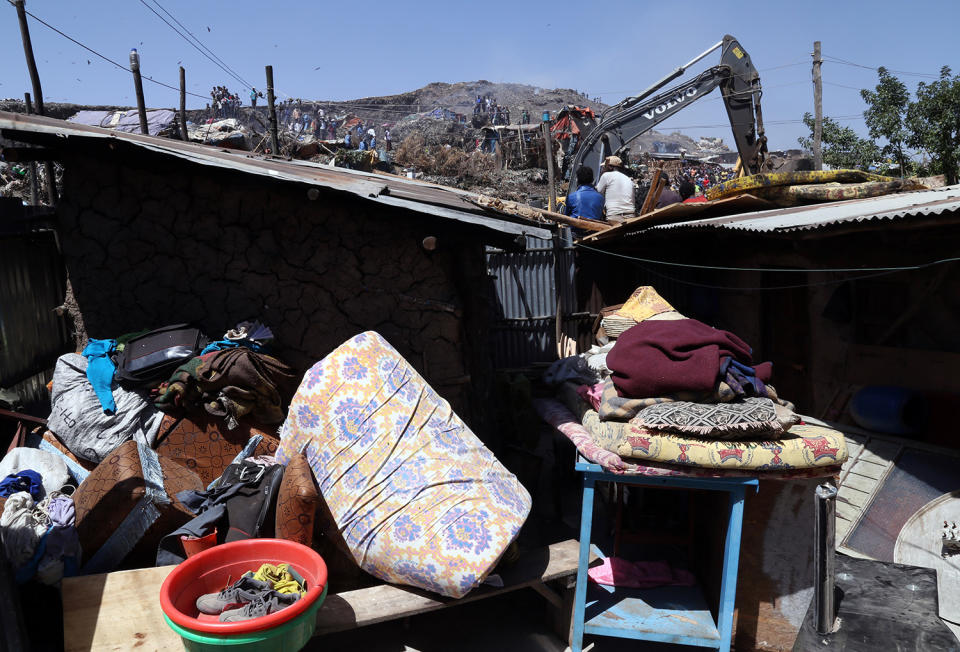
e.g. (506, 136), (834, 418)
(206, 26), (210, 31)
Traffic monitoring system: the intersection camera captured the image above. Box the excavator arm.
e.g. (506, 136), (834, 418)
(571, 35), (768, 179)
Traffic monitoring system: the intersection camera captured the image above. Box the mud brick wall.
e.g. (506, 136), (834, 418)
(55, 148), (496, 439)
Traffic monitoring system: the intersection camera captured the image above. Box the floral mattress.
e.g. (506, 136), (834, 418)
(277, 332), (531, 598)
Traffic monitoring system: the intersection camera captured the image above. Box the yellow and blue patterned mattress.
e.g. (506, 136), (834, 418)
(277, 332), (531, 598)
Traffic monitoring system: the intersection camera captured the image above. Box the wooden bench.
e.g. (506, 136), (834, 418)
(62, 539), (586, 651)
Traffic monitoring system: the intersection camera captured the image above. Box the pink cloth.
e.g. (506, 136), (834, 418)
(587, 557), (696, 589)
(576, 383), (604, 412)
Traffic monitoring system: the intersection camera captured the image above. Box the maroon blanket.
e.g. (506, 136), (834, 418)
(607, 319), (771, 398)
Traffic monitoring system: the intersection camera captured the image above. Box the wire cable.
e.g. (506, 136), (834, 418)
(138, 0), (253, 92)
(822, 56), (939, 79)
(574, 243), (960, 274)
(146, 0), (254, 89)
(7, 0), (208, 100)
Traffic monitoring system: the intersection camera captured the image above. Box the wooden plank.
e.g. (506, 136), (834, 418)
(62, 565), (180, 652)
(315, 539), (588, 635)
(857, 442), (901, 466)
(836, 500), (862, 524)
(837, 486), (872, 509)
(848, 458), (890, 480)
(840, 471), (882, 494)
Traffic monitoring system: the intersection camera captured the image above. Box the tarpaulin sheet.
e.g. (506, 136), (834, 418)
(67, 109), (176, 136)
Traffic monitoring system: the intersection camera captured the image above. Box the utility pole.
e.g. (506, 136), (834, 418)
(14, 0), (57, 203)
(542, 112), (556, 212)
(812, 40), (823, 171)
(129, 49), (149, 135)
(23, 93), (38, 206)
(265, 65), (279, 156)
(178, 66), (188, 141)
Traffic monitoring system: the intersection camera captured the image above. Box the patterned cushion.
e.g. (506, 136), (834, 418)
(153, 414), (280, 486)
(581, 409), (847, 470)
(277, 331), (532, 598)
(634, 397), (799, 439)
(275, 453), (319, 547)
(73, 440), (203, 570)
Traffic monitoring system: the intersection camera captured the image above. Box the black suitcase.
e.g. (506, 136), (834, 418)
(114, 324), (209, 387)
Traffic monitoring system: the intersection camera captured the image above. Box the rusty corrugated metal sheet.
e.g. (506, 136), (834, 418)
(0, 232), (71, 404)
(0, 111), (554, 240)
(644, 184), (960, 235)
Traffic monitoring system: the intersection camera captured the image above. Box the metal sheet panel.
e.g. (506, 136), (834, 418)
(647, 185), (960, 235)
(0, 231), (71, 399)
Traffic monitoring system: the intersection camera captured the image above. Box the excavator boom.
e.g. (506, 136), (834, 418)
(570, 35), (768, 179)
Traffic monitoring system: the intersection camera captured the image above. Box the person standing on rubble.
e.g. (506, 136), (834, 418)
(595, 156), (636, 223)
(385, 128), (392, 151)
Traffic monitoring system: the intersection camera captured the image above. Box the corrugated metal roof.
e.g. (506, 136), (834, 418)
(645, 184), (960, 235)
(0, 111), (554, 240)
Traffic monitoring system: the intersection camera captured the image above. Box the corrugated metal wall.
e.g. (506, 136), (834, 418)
(486, 233), (593, 368)
(0, 231), (72, 410)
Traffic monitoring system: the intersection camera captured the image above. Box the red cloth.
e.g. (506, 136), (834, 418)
(607, 319), (771, 398)
(682, 196), (708, 203)
(588, 557), (696, 588)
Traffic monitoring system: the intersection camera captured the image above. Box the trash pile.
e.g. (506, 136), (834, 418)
(187, 118), (250, 150)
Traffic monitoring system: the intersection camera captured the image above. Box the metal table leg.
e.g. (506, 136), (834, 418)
(570, 474), (596, 652)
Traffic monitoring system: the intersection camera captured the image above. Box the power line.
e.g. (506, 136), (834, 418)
(822, 56), (939, 79)
(139, 0), (254, 91)
(6, 0), (208, 100)
(574, 243), (960, 274)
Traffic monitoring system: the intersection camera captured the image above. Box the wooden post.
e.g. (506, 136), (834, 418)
(129, 49), (149, 135)
(639, 169), (664, 216)
(23, 92), (38, 206)
(178, 66), (188, 141)
(265, 65), (279, 156)
(14, 0), (56, 203)
(812, 41), (823, 171)
(542, 118), (556, 212)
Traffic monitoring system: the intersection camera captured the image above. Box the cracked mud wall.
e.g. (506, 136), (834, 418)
(55, 149), (495, 438)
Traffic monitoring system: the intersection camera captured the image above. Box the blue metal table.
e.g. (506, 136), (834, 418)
(571, 458), (758, 652)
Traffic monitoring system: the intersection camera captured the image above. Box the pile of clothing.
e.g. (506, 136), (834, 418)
(0, 320), (309, 577)
(0, 447), (80, 584)
(543, 287), (847, 475)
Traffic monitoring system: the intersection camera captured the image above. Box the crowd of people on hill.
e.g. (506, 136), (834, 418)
(209, 86), (242, 119)
(474, 95), (513, 125)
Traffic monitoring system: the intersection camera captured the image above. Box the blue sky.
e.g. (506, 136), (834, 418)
(1, 0), (956, 150)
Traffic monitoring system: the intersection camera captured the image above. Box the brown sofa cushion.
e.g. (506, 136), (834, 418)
(275, 453), (319, 547)
(73, 440), (203, 571)
(153, 414), (280, 486)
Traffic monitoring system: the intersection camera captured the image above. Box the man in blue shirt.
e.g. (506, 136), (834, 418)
(565, 167), (605, 223)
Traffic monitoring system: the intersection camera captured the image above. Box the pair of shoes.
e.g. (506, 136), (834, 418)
(218, 589), (300, 622)
(196, 573), (270, 615)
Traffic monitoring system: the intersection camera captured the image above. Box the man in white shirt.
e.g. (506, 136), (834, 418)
(594, 156), (636, 223)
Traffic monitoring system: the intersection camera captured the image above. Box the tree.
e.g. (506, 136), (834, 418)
(798, 112), (879, 170)
(861, 67), (911, 176)
(906, 66), (960, 184)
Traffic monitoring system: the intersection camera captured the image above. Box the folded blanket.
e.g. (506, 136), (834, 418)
(598, 378), (792, 422)
(607, 319), (771, 399)
(155, 348), (298, 428)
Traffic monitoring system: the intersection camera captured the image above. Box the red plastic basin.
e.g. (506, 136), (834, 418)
(160, 538), (327, 635)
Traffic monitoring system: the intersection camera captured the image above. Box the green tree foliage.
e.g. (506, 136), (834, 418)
(861, 67), (910, 176)
(906, 66), (960, 184)
(798, 112), (879, 170)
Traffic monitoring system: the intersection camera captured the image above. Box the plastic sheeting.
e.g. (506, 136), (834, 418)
(68, 109), (176, 136)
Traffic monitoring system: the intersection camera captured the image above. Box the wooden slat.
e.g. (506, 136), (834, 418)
(848, 459), (890, 481)
(857, 442), (901, 465)
(838, 486), (872, 509)
(62, 565), (180, 652)
(836, 500), (862, 524)
(840, 472), (882, 494)
(62, 540), (588, 649)
(315, 539), (587, 635)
